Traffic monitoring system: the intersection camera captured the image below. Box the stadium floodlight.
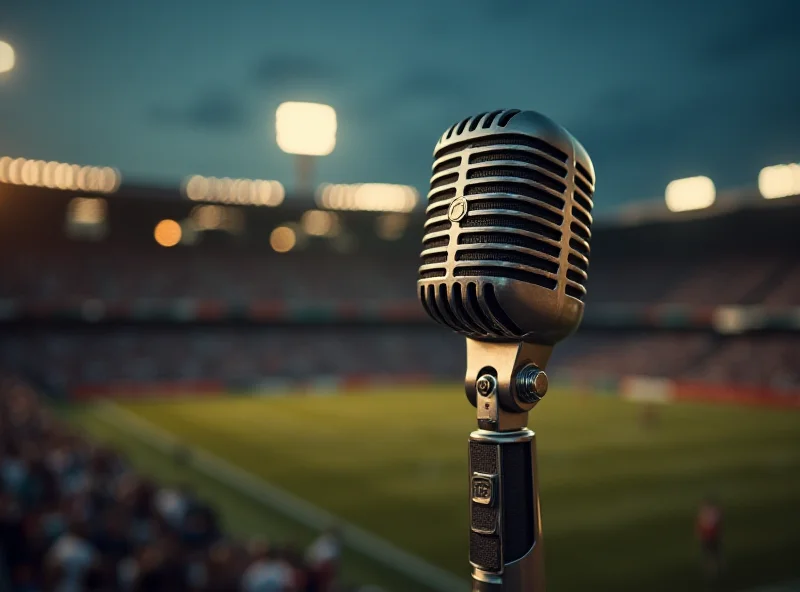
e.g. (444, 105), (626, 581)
(276, 102), (336, 195)
(665, 176), (716, 212)
(758, 163), (800, 200)
(276, 102), (337, 156)
(183, 175), (284, 207)
(0, 156), (120, 193)
(0, 40), (15, 75)
(315, 183), (419, 212)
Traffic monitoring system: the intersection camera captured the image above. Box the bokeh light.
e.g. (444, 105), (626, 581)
(759, 163), (800, 200)
(375, 213), (408, 240)
(191, 205), (225, 230)
(270, 226), (296, 253)
(316, 183), (419, 212)
(301, 210), (339, 237)
(68, 197), (107, 225)
(183, 175), (284, 207)
(154, 219), (182, 247)
(0, 156), (120, 193)
(0, 40), (15, 74)
(665, 176), (716, 212)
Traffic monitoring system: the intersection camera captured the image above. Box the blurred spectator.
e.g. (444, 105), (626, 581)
(0, 376), (353, 592)
(305, 528), (342, 592)
(242, 538), (299, 592)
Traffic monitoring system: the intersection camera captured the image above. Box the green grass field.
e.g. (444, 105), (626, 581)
(66, 387), (800, 592)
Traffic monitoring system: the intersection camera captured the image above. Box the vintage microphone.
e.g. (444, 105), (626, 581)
(417, 109), (595, 591)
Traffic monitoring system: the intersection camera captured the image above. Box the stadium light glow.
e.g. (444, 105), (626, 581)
(183, 175), (284, 207)
(375, 213), (408, 240)
(190, 205), (224, 230)
(0, 40), (14, 74)
(316, 183), (419, 213)
(758, 163), (800, 200)
(276, 102), (337, 156)
(0, 156), (120, 193)
(665, 176), (716, 212)
(270, 226), (296, 253)
(154, 219), (182, 247)
(68, 197), (107, 225)
(301, 210), (339, 237)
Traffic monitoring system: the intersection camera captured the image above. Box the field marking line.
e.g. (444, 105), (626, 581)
(91, 401), (469, 592)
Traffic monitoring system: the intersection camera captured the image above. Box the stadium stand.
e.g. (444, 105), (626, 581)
(0, 183), (798, 401)
(0, 374), (365, 592)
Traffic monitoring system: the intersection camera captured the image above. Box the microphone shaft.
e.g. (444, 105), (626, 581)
(469, 430), (545, 591)
(464, 339), (551, 591)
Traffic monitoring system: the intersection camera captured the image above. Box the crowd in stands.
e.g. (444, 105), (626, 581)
(1, 328), (797, 395)
(0, 200), (797, 397)
(2, 246), (799, 307)
(0, 375), (384, 592)
(0, 328), (464, 394)
(684, 335), (800, 390)
(1, 247), (415, 304)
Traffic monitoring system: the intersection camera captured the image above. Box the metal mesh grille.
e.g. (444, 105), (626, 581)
(420, 128), (568, 290)
(565, 164), (594, 301)
(419, 112), (594, 336)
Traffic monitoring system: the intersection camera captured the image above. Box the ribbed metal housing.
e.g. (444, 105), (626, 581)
(418, 109), (595, 343)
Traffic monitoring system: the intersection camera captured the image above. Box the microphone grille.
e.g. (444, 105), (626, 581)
(419, 109), (595, 340)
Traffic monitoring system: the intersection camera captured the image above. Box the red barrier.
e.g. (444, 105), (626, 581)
(673, 381), (800, 409)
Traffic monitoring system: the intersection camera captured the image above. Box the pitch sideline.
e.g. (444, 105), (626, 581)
(92, 401), (468, 592)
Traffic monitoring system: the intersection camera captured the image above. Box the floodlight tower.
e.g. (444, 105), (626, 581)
(276, 102), (337, 196)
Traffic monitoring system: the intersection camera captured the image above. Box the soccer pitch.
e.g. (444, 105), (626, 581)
(68, 387), (800, 592)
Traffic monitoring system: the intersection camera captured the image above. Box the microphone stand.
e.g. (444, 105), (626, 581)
(464, 338), (553, 592)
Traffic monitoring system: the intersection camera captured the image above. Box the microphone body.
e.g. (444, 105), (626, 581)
(417, 109), (595, 591)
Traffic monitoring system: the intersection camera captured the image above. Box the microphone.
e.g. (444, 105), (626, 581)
(417, 109), (594, 591)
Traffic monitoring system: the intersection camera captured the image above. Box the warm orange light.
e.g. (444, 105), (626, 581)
(154, 219), (182, 247)
(0, 41), (14, 75)
(276, 102), (337, 156)
(270, 226), (296, 253)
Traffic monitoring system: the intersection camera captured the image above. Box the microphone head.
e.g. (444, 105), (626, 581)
(418, 109), (595, 345)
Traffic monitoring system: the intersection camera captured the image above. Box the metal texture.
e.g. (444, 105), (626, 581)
(418, 109), (595, 346)
(516, 365), (549, 403)
(469, 430), (545, 591)
(416, 109), (594, 592)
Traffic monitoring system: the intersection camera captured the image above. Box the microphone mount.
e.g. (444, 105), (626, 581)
(465, 339), (551, 590)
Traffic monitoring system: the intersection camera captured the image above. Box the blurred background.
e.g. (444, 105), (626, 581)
(1, 1), (799, 591)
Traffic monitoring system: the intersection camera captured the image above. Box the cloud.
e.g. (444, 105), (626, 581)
(353, 68), (471, 123)
(570, 78), (800, 207)
(700, 1), (800, 64)
(251, 54), (339, 89)
(147, 91), (248, 132)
